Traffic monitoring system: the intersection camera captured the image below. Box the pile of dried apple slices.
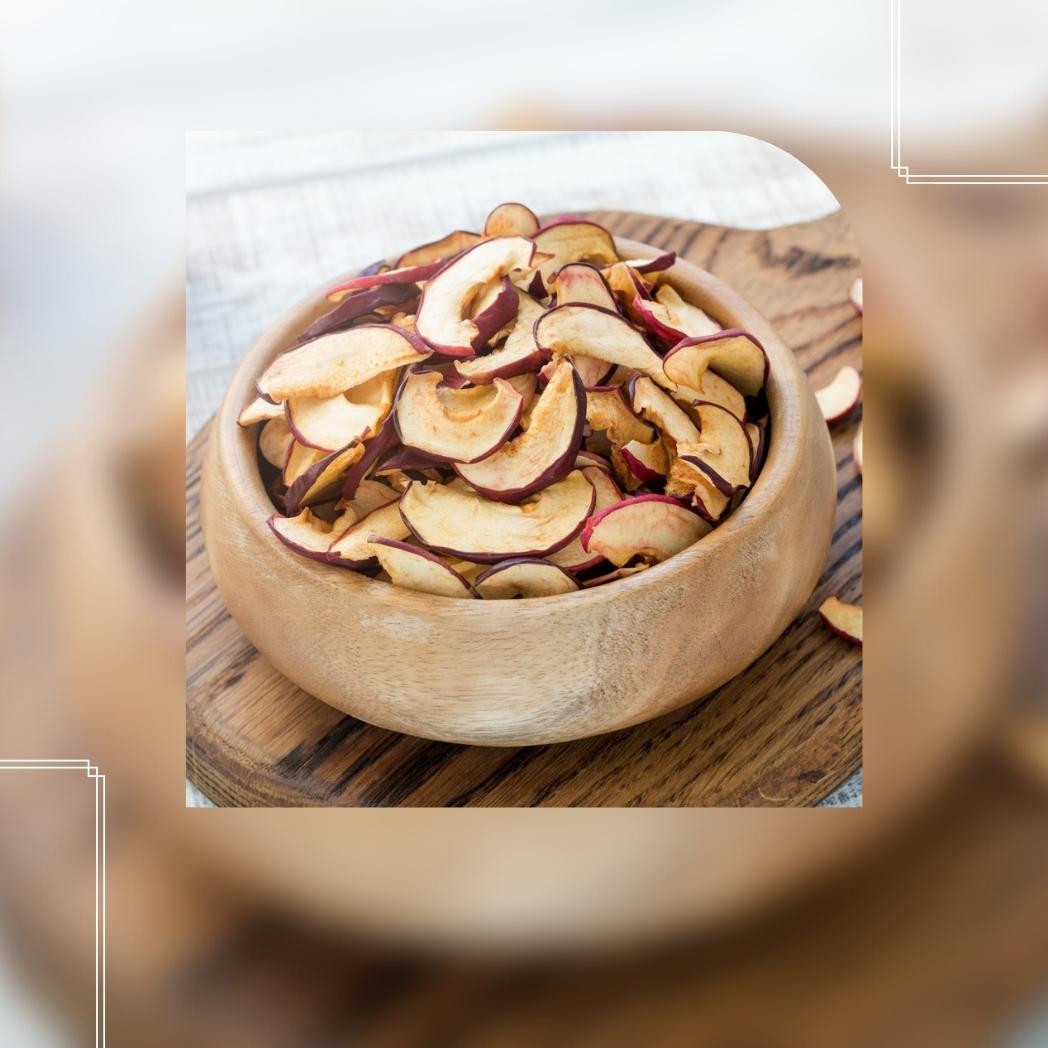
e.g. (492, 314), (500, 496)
(238, 203), (772, 599)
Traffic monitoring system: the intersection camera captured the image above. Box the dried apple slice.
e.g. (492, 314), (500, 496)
(618, 438), (668, 484)
(663, 329), (769, 398)
(621, 251), (676, 276)
(283, 440), (325, 487)
(819, 596), (863, 644)
(585, 386), (655, 446)
(815, 366), (863, 423)
(259, 417), (294, 469)
(483, 202), (540, 238)
(395, 370), (524, 463)
(665, 457), (730, 522)
(286, 369), (397, 452)
(673, 370), (746, 423)
(745, 420), (769, 483)
(603, 261), (653, 312)
(535, 304), (670, 389)
(455, 359), (584, 501)
(580, 494), (711, 567)
(298, 283), (417, 343)
(325, 261), (445, 302)
(474, 558), (579, 599)
(340, 478), (400, 517)
(531, 218), (619, 283)
(367, 539), (477, 599)
(284, 440), (367, 513)
(258, 325), (430, 401)
(238, 397), (284, 427)
(549, 465), (624, 572)
(676, 403), (753, 496)
(574, 450), (613, 473)
(850, 278), (863, 315)
(328, 500), (411, 566)
(853, 425), (863, 475)
(467, 277), (520, 350)
(633, 285), (721, 344)
(268, 507), (355, 566)
(399, 471), (594, 562)
(453, 286), (546, 384)
(396, 229), (483, 269)
(340, 415), (398, 500)
(550, 262), (618, 310)
(629, 375), (701, 445)
(415, 237), (538, 357)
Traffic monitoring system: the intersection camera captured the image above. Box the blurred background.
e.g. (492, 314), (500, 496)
(4, 0), (1048, 1044)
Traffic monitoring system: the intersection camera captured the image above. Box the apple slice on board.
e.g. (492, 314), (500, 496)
(297, 283), (418, 343)
(325, 260), (445, 302)
(584, 386), (656, 446)
(268, 507), (355, 566)
(415, 237), (537, 357)
(675, 402), (753, 496)
(483, 201), (541, 238)
(367, 539), (477, 599)
(814, 366), (863, 424)
(257, 325), (430, 401)
(853, 425), (863, 475)
(663, 329), (769, 398)
(633, 284), (721, 345)
(454, 286), (546, 383)
(629, 375), (701, 445)
(394, 370), (523, 463)
(284, 441), (367, 514)
(474, 558), (579, 599)
(535, 304), (671, 389)
(259, 417), (294, 469)
(548, 466), (624, 572)
(531, 218), (619, 283)
(286, 370), (398, 452)
(850, 278), (863, 315)
(238, 397), (284, 427)
(580, 494), (711, 567)
(327, 500), (411, 566)
(618, 438), (669, 484)
(399, 471), (595, 562)
(396, 229), (483, 269)
(819, 596), (863, 644)
(455, 359), (585, 501)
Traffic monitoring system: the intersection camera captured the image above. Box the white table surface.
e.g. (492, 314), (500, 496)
(186, 130), (862, 808)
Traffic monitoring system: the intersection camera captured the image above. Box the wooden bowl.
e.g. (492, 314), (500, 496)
(201, 237), (837, 746)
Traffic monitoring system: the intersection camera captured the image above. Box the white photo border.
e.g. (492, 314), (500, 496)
(0, 760), (106, 1047)
(890, 0), (1048, 184)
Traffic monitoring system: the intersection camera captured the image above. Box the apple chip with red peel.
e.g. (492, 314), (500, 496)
(339, 478), (400, 518)
(673, 370), (746, 423)
(619, 438), (669, 484)
(258, 325), (430, 401)
(745, 420), (770, 483)
(603, 261), (653, 310)
(815, 365), (862, 423)
(283, 440), (325, 487)
(819, 596), (863, 644)
(663, 329), (769, 398)
(676, 403), (753, 496)
(483, 202), (540, 238)
(298, 283), (417, 343)
(531, 218), (619, 283)
(239, 397), (284, 427)
(585, 386), (655, 446)
(633, 284), (721, 345)
(325, 261), (445, 301)
(286, 369), (397, 452)
(535, 304), (671, 389)
(328, 500), (411, 566)
(454, 286), (546, 384)
(367, 539), (477, 599)
(340, 415), (398, 500)
(629, 375), (701, 445)
(399, 471), (594, 562)
(415, 237), (538, 357)
(395, 370), (523, 463)
(850, 278), (863, 315)
(474, 558), (579, 599)
(574, 450), (613, 473)
(620, 251), (676, 276)
(665, 457), (730, 522)
(284, 440), (367, 514)
(549, 465), (625, 572)
(259, 417), (294, 469)
(268, 507), (354, 566)
(540, 354), (612, 389)
(467, 277), (520, 350)
(550, 262), (618, 310)
(396, 229), (483, 269)
(455, 359), (585, 501)
(853, 425), (863, 475)
(581, 494), (711, 567)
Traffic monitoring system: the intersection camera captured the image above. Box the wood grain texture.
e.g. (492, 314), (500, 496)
(186, 209), (862, 807)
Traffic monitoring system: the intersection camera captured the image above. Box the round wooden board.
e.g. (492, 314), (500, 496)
(186, 209), (863, 807)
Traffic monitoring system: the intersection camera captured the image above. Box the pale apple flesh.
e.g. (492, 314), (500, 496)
(580, 494), (711, 567)
(399, 471), (594, 562)
(327, 500), (411, 565)
(238, 396), (284, 427)
(673, 370), (746, 423)
(814, 365), (863, 423)
(664, 457), (730, 522)
(268, 507), (353, 566)
(284, 440), (366, 514)
(662, 329), (769, 398)
(584, 385), (656, 446)
(396, 229), (482, 269)
(298, 283), (417, 343)
(675, 402), (753, 496)
(259, 417), (294, 469)
(474, 558), (579, 599)
(531, 218), (619, 284)
(629, 375), (701, 445)
(483, 201), (540, 238)
(819, 596), (863, 644)
(286, 370), (397, 452)
(550, 262), (618, 310)
(633, 284), (721, 344)
(367, 538), (476, 599)
(454, 287), (546, 383)
(618, 438), (669, 484)
(548, 465), (624, 572)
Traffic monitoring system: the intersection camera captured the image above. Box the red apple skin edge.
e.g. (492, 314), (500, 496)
(325, 259), (444, 299)
(631, 251), (676, 274)
(632, 295), (686, 344)
(819, 605), (863, 645)
(663, 328), (770, 390)
(340, 416), (398, 500)
(678, 454), (743, 499)
(619, 445), (665, 485)
(368, 537), (478, 594)
(473, 557), (576, 588)
(266, 515), (351, 568)
(297, 283), (417, 344)
(580, 494), (697, 553)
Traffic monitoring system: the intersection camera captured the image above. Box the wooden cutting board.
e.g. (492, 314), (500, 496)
(186, 209), (863, 807)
